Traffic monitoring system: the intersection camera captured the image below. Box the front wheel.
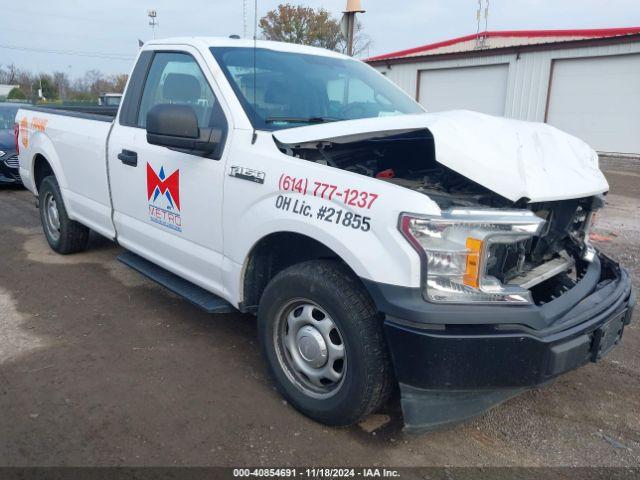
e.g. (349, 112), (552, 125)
(258, 260), (393, 426)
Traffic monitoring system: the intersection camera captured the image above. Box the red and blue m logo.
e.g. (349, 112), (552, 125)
(146, 163), (180, 211)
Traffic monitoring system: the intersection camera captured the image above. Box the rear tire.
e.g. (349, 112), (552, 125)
(39, 176), (90, 254)
(258, 260), (393, 426)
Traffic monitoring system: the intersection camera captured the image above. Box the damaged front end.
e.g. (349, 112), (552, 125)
(274, 118), (634, 431)
(381, 251), (634, 432)
(384, 190), (633, 431)
(276, 127), (604, 302)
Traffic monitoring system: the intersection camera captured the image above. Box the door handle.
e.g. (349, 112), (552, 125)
(118, 149), (138, 167)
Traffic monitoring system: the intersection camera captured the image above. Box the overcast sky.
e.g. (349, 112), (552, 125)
(2, 0), (639, 77)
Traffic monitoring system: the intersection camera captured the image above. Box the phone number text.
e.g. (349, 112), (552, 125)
(278, 174), (379, 210)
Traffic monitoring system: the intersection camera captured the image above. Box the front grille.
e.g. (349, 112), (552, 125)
(530, 264), (587, 306)
(4, 154), (19, 169)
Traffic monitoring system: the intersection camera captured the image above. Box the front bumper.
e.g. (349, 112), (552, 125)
(364, 253), (635, 431)
(0, 154), (22, 185)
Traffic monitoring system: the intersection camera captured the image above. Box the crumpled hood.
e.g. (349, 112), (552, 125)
(273, 110), (609, 203)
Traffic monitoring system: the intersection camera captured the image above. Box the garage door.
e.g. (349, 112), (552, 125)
(418, 64), (509, 116)
(546, 54), (640, 154)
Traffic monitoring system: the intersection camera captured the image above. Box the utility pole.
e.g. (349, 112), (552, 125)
(148, 9), (158, 40)
(243, 0), (248, 38)
(341, 0), (365, 57)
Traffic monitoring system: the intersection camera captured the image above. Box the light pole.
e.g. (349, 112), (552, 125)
(341, 0), (365, 57)
(148, 10), (158, 40)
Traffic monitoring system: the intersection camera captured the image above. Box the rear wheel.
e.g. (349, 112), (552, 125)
(258, 260), (393, 426)
(39, 176), (90, 254)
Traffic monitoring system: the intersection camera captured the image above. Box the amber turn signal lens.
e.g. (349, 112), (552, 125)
(463, 237), (483, 288)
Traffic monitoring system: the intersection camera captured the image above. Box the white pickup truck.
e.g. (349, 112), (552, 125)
(16, 37), (634, 430)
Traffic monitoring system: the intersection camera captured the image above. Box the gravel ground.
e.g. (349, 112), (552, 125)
(0, 170), (638, 467)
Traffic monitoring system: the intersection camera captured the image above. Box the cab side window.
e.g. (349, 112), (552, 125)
(137, 52), (227, 134)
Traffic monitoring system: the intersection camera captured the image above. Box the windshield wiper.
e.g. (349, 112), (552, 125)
(265, 116), (339, 124)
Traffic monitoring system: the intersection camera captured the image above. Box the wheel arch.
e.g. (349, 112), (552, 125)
(239, 231), (367, 313)
(22, 127), (67, 193)
(33, 153), (55, 193)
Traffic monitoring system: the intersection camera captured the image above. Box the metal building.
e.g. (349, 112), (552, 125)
(0, 84), (19, 99)
(367, 28), (640, 156)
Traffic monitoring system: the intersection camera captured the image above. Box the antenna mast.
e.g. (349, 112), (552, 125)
(485, 0), (490, 34)
(243, 0), (248, 38)
(148, 10), (158, 40)
(475, 0), (489, 49)
(251, 0), (258, 144)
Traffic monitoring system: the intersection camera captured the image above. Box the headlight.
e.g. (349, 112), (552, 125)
(400, 209), (545, 304)
(0, 150), (5, 157)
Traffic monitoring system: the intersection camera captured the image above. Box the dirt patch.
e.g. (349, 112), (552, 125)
(0, 287), (48, 364)
(18, 226), (154, 289)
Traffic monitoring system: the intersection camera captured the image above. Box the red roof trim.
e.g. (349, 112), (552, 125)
(366, 27), (640, 62)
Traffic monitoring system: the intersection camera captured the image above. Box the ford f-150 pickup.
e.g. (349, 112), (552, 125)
(15, 37), (635, 431)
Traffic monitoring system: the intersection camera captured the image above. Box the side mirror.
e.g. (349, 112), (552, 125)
(146, 104), (223, 157)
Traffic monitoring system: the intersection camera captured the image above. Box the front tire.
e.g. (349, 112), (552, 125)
(258, 260), (393, 426)
(39, 176), (90, 254)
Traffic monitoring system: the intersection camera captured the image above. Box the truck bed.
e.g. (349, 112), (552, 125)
(20, 104), (117, 122)
(17, 105), (116, 240)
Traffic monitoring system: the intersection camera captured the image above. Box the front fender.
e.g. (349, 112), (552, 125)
(223, 136), (441, 289)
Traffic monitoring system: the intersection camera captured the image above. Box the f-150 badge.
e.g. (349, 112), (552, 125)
(229, 166), (265, 184)
(147, 163), (182, 232)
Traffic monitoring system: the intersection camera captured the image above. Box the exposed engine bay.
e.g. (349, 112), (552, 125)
(276, 129), (515, 209)
(276, 129), (607, 305)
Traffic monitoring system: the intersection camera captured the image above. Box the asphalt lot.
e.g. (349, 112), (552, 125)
(0, 170), (639, 467)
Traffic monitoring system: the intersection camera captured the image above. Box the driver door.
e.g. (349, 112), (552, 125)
(108, 48), (230, 295)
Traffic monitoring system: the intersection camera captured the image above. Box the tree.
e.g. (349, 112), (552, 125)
(7, 87), (26, 100)
(111, 74), (129, 93)
(346, 21), (370, 57)
(0, 64), (18, 85)
(52, 71), (70, 100)
(84, 70), (105, 97)
(38, 75), (58, 101)
(259, 3), (370, 56)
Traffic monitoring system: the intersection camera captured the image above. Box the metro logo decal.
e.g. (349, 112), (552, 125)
(146, 163), (182, 232)
(147, 163), (181, 210)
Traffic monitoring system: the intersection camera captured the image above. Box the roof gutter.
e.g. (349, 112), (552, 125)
(366, 33), (640, 66)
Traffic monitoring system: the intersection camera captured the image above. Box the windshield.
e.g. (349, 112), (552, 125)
(210, 47), (423, 130)
(0, 105), (19, 130)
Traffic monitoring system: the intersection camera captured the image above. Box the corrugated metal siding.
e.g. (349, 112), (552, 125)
(374, 41), (640, 124)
